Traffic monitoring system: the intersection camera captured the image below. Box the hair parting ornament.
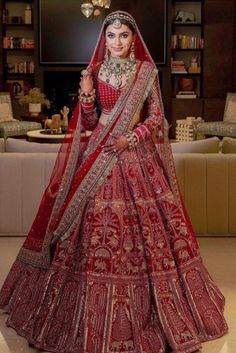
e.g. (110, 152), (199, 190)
(104, 11), (136, 30)
(112, 18), (122, 29)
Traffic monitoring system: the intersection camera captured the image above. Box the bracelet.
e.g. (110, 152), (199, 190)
(125, 131), (139, 150)
(79, 88), (96, 104)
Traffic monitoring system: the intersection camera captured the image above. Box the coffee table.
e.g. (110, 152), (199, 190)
(27, 129), (65, 143)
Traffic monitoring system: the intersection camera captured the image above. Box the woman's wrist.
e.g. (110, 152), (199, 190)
(79, 88), (96, 104)
(133, 125), (150, 140)
(125, 131), (139, 150)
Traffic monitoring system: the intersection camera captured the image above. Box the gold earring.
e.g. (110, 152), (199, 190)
(105, 44), (109, 62)
(130, 41), (135, 61)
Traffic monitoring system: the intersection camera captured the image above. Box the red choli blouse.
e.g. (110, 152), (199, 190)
(80, 65), (162, 141)
(96, 78), (122, 114)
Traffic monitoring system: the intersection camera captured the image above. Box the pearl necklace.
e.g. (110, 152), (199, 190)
(99, 57), (137, 89)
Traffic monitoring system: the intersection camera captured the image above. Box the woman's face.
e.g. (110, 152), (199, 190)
(105, 23), (134, 59)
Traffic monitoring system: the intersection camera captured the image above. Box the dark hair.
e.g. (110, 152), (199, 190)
(104, 18), (136, 34)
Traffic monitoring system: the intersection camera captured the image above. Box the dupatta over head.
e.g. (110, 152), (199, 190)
(18, 11), (185, 269)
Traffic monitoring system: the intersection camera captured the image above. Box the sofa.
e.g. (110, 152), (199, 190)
(1, 136), (236, 236)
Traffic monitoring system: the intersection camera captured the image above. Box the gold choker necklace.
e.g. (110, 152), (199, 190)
(100, 57), (137, 88)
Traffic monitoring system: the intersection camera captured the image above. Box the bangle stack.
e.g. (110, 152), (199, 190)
(79, 89), (96, 104)
(125, 131), (139, 150)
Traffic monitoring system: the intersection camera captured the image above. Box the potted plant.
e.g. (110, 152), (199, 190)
(19, 87), (50, 116)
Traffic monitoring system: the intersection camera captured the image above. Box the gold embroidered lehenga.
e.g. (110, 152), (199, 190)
(0, 11), (228, 353)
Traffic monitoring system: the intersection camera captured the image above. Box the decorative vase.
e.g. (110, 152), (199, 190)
(29, 103), (41, 116)
(178, 77), (197, 92)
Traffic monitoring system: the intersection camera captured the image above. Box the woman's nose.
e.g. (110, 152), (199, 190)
(114, 36), (121, 45)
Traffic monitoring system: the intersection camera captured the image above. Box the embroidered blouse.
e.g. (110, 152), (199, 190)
(80, 65), (162, 141)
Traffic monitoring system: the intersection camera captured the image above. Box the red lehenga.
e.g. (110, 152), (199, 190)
(0, 11), (227, 353)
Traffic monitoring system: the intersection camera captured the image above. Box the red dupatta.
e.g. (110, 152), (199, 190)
(18, 61), (158, 268)
(17, 11), (186, 269)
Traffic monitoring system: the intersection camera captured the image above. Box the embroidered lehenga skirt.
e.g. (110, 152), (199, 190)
(0, 127), (228, 353)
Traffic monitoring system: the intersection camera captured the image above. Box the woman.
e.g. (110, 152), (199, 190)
(0, 11), (227, 353)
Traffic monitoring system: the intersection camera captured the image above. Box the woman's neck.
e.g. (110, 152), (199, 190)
(110, 55), (129, 62)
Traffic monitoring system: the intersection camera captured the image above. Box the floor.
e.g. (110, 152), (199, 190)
(0, 237), (235, 353)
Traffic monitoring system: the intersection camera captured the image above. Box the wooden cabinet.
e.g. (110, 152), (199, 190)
(203, 0), (235, 99)
(0, 0), (35, 99)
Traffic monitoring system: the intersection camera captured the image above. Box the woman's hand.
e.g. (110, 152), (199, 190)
(80, 69), (94, 94)
(104, 135), (129, 153)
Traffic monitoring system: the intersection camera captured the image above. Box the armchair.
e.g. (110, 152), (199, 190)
(195, 93), (236, 138)
(0, 92), (41, 148)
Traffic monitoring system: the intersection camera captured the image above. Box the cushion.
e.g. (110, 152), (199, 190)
(0, 121), (42, 139)
(195, 121), (236, 138)
(224, 94), (236, 122)
(0, 102), (15, 121)
(0, 138), (4, 152)
(221, 137), (236, 153)
(6, 138), (61, 153)
(171, 137), (220, 153)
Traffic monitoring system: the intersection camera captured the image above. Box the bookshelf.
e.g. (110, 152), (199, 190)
(170, 0), (205, 137)
(171, 0), (204, 98)
(0, 0), (35, 99)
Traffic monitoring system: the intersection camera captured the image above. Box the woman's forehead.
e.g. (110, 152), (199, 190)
(105, 23), (132, 34)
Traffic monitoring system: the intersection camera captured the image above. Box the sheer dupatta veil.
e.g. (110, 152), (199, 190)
(17, 11), (186, 269)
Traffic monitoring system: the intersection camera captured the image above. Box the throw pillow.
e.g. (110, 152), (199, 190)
(0, 103), (14, 121)
(221, 137), (236, 153)
(6, 138), (61, 153)
(171, 137), (220, 153)
(224, 95), (236, 122)
(0, 138), (4, 152)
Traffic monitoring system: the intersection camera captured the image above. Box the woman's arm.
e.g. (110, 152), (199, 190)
(132, 78), (163, 142)
(80, 97), (99, 131)
(104, 77), (164, 153)
(79, 69), (99, 130)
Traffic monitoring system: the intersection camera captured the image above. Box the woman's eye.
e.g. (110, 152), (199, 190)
(107, 33), (114, 38)
(121, 34), (128, 38)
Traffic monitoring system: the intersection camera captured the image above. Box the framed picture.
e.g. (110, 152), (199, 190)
(6, 80), (24, 98)
(224, 93), (236, 122)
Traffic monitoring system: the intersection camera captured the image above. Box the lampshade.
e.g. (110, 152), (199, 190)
(81, 0), (111, 17)
(81, 2), (94, 18)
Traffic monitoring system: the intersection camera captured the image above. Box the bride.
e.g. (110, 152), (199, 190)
(0, 10), (228, 353)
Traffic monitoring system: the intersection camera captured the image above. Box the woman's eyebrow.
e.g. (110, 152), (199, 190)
(106, 31), (129, 35)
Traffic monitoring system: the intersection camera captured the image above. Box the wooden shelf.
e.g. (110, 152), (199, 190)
(171, 48), (203, 51)
(6, 72), (34, 77)
(171, 73), (201, 76)
(173, 22), (202, 26)
(0, 0), (36, 101)
(173, 0), (202, 2)
(4, 23), (34, 28)
(3, 48), (34, 51)
(3, 0), (34, 2)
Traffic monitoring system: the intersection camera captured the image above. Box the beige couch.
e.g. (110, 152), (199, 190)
(1, 137), (236, 236)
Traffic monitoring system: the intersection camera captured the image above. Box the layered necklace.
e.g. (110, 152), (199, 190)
(99, 56), (137, 89)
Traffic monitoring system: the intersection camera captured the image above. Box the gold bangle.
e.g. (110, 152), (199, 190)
(79, 89), (96, 104)
(125, 131), (138, 150)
